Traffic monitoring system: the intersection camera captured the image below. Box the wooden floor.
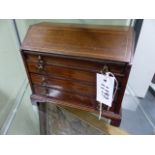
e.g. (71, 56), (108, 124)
(60, 106), (128, 135)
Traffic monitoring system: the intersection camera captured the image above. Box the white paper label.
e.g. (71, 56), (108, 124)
(96, 73), (115, 107)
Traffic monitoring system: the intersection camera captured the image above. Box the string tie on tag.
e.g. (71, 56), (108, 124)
(98, 72), (118, 120)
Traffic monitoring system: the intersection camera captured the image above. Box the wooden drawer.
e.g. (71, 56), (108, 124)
(25, 54), (126, 75)
(26, 53), (122, 112)
(26, 57), (124, 86)
(33, 84), (96, 107)
(30, 73), (96, 97)
(32, 85), (112, 111)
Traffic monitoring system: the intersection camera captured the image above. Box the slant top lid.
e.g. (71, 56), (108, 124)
(21, 22), (134, 63)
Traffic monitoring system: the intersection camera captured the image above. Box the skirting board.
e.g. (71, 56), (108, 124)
(0, 79), (28, 135)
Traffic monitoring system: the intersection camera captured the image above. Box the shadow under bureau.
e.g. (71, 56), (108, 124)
(20, 22), (135, 134)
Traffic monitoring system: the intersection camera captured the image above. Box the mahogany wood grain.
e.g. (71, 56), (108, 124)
(27, 61), (124, 85)
(22, 23), (134, 63)
(32, 82), (119, 111)
(33, 85), (96, 107)
(30, 73), (96, 96)
(25, 54), (126, 74)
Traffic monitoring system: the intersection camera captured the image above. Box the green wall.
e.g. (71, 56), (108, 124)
(0, 20), (26, 129)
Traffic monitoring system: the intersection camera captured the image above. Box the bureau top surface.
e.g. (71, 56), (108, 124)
(21, 22), (135, 63)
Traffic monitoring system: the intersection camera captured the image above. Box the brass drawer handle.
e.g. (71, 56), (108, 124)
(100, 65), (109, 74)
(38, 55), (42, 60)
(41, 77), (47, 86)
(37, 64), (43, 71)
(38, 56), (44, 64)
(37, 55), (44, 72)
(39, 60), (44, 64)
(41, 77), (49, 95)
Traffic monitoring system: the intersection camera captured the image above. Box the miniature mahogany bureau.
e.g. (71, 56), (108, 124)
(20, 22), (135, 134)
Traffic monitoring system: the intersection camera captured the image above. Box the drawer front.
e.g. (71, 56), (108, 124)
(33, 85), (110, 111)
(33, 85), (96, 107)
(30, 72), (120, 110)
(30, 73), (96, 97)
(25, 54), (126, 74)
(27, 62), (96, 83)
(27, 61), (124, 86)
(25, 53), (123, 112)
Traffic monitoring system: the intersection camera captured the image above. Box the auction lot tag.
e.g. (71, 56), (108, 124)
(96, 73), (115, 107)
